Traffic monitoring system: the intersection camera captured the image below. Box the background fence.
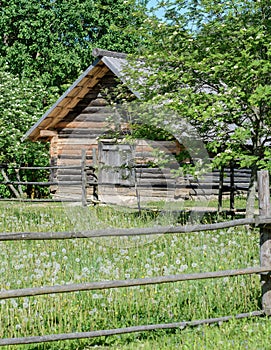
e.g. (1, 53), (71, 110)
(0, 150), (97, 206)
(0, 170), (270, 346)
(0, 151), (252, 209)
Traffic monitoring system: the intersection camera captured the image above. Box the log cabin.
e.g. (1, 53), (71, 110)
(23, 48), (250, 205)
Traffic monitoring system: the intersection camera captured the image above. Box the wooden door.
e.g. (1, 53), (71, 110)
(98, 141), (135, 186)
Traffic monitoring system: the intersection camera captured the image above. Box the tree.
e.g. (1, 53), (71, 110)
(128, 0), (271, 216)
(0, 0), (148, 89)
(0, 67), (58, 197)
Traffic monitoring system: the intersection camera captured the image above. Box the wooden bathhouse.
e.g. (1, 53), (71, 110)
(23, 48), (250, 205)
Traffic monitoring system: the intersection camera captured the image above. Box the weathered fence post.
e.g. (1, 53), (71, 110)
(230, 161), (235, 213)
(258, 170), (271, 315)
(92, 147), (98, 202)
(81, 149), (87, 207)
(218, 166), (224, 213)
(92, 147), (97, 167)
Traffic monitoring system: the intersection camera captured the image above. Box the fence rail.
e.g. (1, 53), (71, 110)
(0, 217), (256, 241)
(0, 311), (264, 346)
(0, 170), (270, 347)
(0, 151), (96, 205)
(0, 156), (251, 208)
(0, 266), (270, 300)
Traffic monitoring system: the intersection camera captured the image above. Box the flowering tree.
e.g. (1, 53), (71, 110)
(0, 68), (58, 197)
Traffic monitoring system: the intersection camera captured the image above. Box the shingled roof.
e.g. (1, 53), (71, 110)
(23, 48), (138, 141)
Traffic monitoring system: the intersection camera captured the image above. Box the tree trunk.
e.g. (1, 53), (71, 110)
(246, 165), (257, 218)
(1, 169), (21, 198)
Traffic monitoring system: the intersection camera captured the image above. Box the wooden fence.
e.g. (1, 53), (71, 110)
(0, 170), (270, 346)
(0, 153), (251, 208)
(0, 151), (97, 206)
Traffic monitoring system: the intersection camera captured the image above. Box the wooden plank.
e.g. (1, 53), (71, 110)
(98, 142), (135, 187)
(65, 114), (110, 122)
(81, 106), (109, 113)
(55, 121), (107, 129)
(135, 168), (173, 175)
(0, 217), (255, 241)
(230, 162), (235, 211)
(258, 171), (270, 216)
(57, 186), (81, 192)
(39, 130), (57, 138)
(58, 144), (97, 152)
(58, 150), (92, 157)
(0, 311), (263, 346)
(92, 48), (127, 58)
(0, 266), (268, 300)
(17, 165), (81, 170)
(58, 133), (103, 139)
(258, 170), (271, 315)
(66, 86), (84, 98)
(58, 170), (95, 178)
(218, 167), (224, 212)
(81, 149), (87, 207)
(57, 156), (83, 162)
(58, 128), (105, 135)
(92, 147), (97, 165)
(189, 189), (220, 195)
(58, 175), (84, 182)
(1, 181), (82, 186)
(89, 98), (109, 106)
(99, 186), (137, 196)
(58, 138), (98, 145)
(57, 96), (73, 108)
(133, 179), (176, 186)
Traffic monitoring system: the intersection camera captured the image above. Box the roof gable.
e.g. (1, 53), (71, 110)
(23, 49), (137, 141)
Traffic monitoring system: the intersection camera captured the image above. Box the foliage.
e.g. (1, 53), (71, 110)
(125, 0), (271, 215)
(0, 0), (148, 88)
(0, 67), (58, 197)
(130, 0), (271, 168)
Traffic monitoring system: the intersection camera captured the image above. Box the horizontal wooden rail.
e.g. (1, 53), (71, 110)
(16, 165), (85, 170)
(0, 198), (85, 203)
(0, 310), (264, 346)
(0, 165), (94, 170)
(0, 266), (269, 300)
(2, 181), (80, 186)
(0, 218), (256, 241)
(1, 181), (97, 186)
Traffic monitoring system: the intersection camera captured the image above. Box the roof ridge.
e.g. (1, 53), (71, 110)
(92, 48), (127, 59)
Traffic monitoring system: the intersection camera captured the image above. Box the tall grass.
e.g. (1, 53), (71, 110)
(0, 202), (263, 349)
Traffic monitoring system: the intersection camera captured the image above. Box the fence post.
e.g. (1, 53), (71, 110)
(81, 149), (87, 207)
(218, 166), (224, 213)
(230, 161), (235, 213)
(92, 147), (98, 202)
(258, 170), (271, 315)
(92, 147), (97, 167)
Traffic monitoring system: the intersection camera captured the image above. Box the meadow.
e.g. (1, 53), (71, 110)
(0, 200), (269, 350)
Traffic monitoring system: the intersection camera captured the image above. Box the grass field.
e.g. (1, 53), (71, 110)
(0, 200), (269, 350)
